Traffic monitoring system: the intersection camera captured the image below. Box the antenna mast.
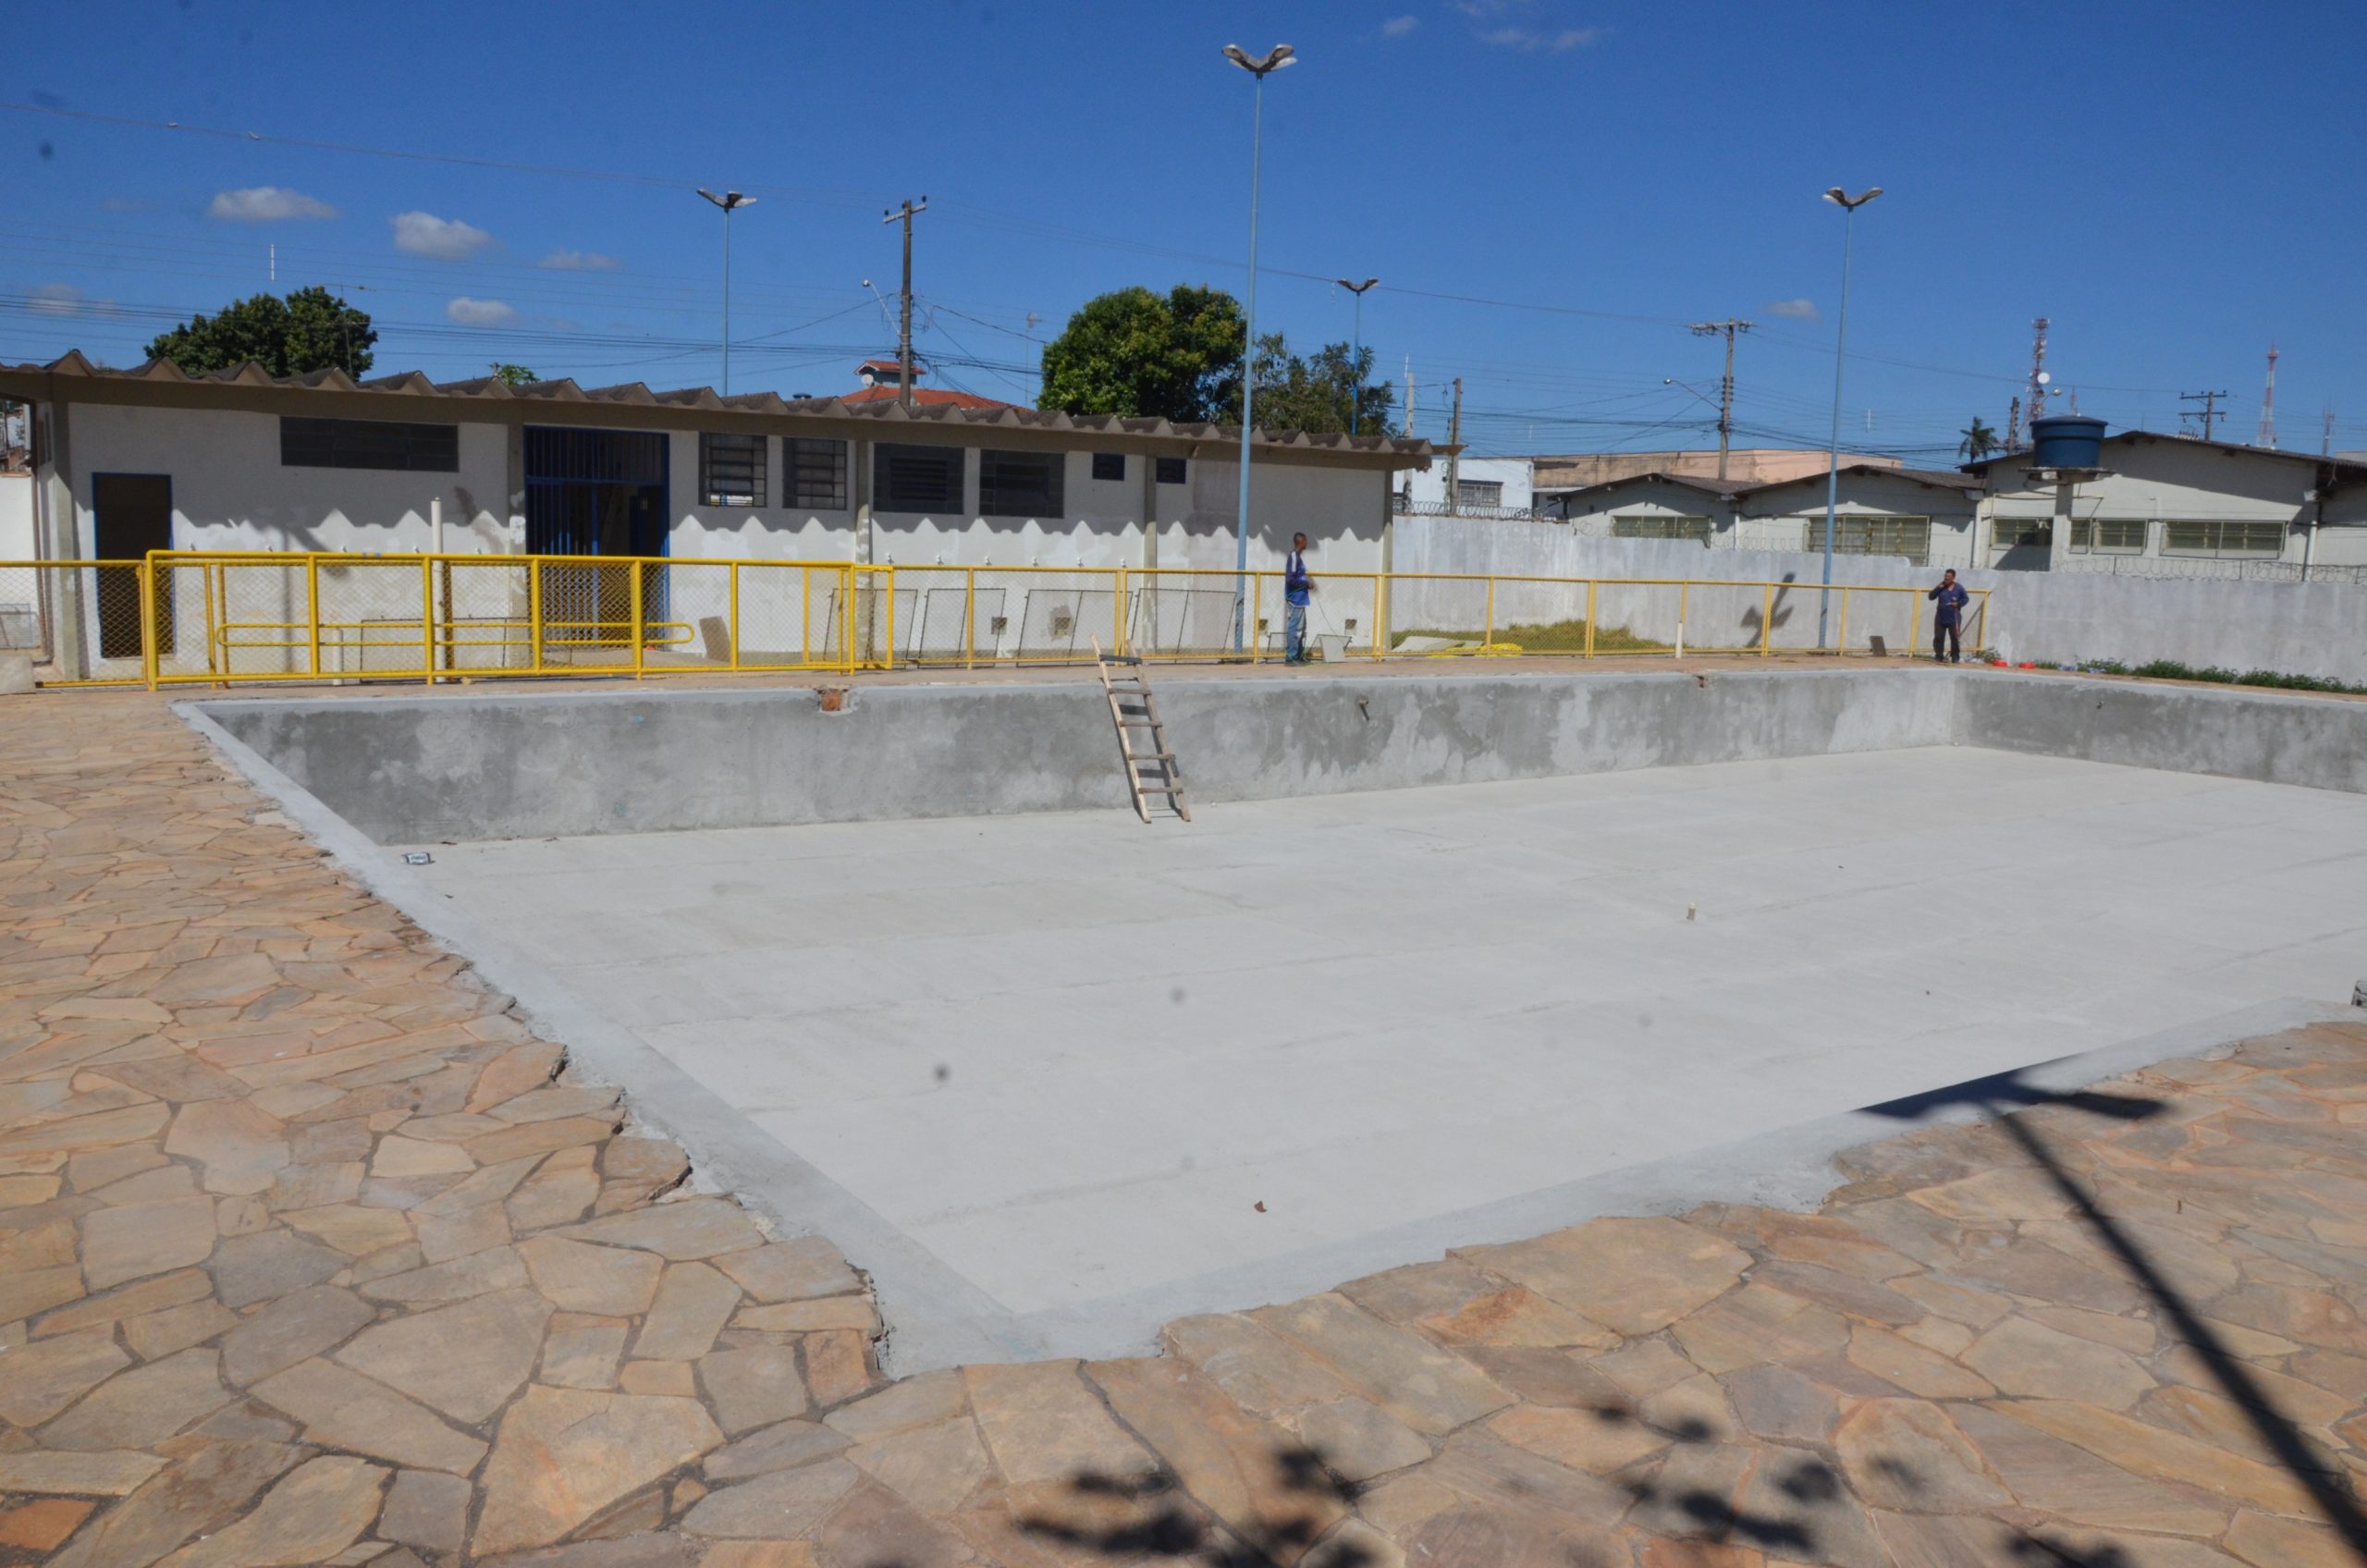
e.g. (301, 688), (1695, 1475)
(2258, 341), (2279, 448)
(2024, 318), (2051, 441)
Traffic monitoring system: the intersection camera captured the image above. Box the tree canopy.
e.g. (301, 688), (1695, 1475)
(1037, 285), (1245, 423)
(1038, 284), (1395, 436)
(1233, 335), (1397, 436)
(145, 287), (376, 378)
(1958, 415), (2000, 460)
(491, 363), (540, 386)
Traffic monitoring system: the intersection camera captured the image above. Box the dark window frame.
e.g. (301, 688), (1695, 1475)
(699, 432), (767, 508)
(785, 437), (849, 510)
(1090, 452), (1125, 483)
(279, 416), (459, 472)
(978, 449), (1065, 519)
(1155, 456), (1187, 485)
(873, 443), (966, 514)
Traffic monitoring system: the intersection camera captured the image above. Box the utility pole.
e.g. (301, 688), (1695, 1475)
(1446, 376), (1463, 509)
(1686, 319), (1753, 483)
(881, 197), (928, 411)
(2325, 408), (2337, 458)
(2258, 342), (2279, 448)
(1404, 358), (1416, 437)
(2180, 389), (2228, 441)
(2024, 317), (2051, 438)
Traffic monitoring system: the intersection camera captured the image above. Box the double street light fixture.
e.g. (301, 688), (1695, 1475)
(1816, 186), (1882, 650)
(696, 189), (756, 395)
(1222, 43), (1294, 654)
(1336, 276), (1380, 434)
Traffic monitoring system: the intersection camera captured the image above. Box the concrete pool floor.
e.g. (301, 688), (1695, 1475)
(402, 744), (2367, 1366)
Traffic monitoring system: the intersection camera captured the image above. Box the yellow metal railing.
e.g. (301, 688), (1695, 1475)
(0, 551), (1990, 689)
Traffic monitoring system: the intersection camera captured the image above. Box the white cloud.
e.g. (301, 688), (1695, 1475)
(1768, 298), (1820, 320)
(540, 250), (619, 271)
(27, 283), (120, 320)
(1380, 14), (1420, 36)
(393, 212), (495, 259)
(29, 283), (84, 316)
(446, 297), (517, 326)
(1477, 24), (1599, 49)
(209, 186), (338, 222)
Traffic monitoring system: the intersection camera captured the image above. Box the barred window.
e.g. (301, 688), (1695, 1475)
(2164, 520), (2285, 557)
(2067, 518), (2148, 554)
(873, 443), (964, 513)
(1804, 514), (1932, 566)
(699, 433), (766, 507)
(1613, 514), (1713, 544)
(1156, 456), (1187, 485)
(978, 450), (1064, 519)
(1091, 452), (1125, 482)
(280, 417), (458, 472)
(786, 437), (848, 510)
(1455, 479), (1504, 508)
(1992, 518), (2053, 549)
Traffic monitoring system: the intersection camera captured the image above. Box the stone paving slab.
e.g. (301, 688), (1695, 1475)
(7, 690), (2367, 1567)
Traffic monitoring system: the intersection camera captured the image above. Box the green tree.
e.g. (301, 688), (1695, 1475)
(491, 363), (540, 386)
(1230, 335), (1397, 435)
(1958, 415), (2000, 461)
(145, 286), (375, 377)
(1037, 285), (1245, 423)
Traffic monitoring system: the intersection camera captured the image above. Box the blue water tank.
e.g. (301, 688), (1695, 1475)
(2030, 415), (2106, 471)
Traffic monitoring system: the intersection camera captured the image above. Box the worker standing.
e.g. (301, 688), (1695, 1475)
(1283, 533), (1314, 664)
(1926, 569), (1968, 664)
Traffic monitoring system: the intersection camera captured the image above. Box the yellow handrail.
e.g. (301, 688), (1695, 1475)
(0, 551), (1995, 688)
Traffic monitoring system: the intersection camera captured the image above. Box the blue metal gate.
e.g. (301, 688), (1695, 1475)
(523, 428), (669, 643)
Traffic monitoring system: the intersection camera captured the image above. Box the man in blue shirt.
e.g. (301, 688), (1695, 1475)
(1927, 569), (1969, 663)
(1283, 533), (1314, 664)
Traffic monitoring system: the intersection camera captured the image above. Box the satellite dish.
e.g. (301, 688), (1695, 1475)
(2037, 372), (2053, 386)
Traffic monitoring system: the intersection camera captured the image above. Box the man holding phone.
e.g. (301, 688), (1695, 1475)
(1927, 569), (1969, 663)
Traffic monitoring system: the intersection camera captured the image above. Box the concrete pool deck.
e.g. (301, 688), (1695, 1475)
(384, 745), (2367, 1368)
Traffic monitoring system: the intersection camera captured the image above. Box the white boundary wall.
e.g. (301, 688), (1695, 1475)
(1986, 572), (2367, 681)
(1393, 516), (2367, 680)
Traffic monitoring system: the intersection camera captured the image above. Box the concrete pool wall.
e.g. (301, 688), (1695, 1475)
(197, 666), (2367, 845)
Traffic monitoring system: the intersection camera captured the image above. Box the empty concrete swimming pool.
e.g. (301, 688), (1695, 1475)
(190, 668), (2367, 1371)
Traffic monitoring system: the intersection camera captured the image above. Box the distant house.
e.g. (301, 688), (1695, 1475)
(1539, 464), (1984, 567)
(1531, 447), (1897, 491)
(842, 358), (1020, 413)
(1959, 432), (2367, 576)
(1393, 456), (1533, 518)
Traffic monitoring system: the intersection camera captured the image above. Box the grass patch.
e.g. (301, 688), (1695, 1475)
(2075, 658), (2367, 696)
(1392, 618), (1670, 655)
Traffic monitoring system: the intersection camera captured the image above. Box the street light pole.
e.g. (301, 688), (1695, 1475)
(696, 189), (755, 395)
(1817, 186), (1882, 650)
(1336, 276), (1380, 434)
(1223, 43), (1295, 655)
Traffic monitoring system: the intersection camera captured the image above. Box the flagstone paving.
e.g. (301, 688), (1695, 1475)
(7, 690), (2367, 1567)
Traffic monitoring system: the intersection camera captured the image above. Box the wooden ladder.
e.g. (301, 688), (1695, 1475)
(1092, 639), (1190, 823)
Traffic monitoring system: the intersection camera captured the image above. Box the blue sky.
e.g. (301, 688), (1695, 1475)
(7, 0), (2364, 461)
